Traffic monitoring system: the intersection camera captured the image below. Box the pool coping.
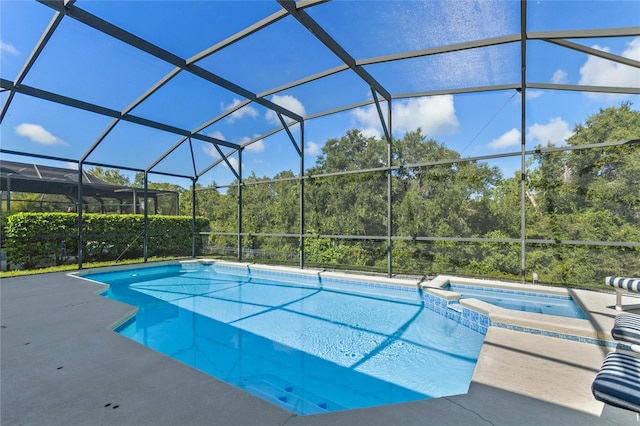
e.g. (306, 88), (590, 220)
(73, 260), (620, 347)
(3, 263), (637, 425)
(71, 258), (423, 289)
(422, 275), (617, 346)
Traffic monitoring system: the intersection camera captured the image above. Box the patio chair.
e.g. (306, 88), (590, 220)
(592, 351), (640, 414)
(612, 313), (640, 351)
(605, 276), (640, 311)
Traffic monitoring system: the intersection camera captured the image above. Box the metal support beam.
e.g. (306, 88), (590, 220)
(237, 149), (243, 262)
(191, 178), (197, 258)
(358, 34), (521, 66)
(519, 0), (527, 284)
(82, 68), (183, 163)
(277, 0), (391, 101)
(196, 147), (241, 181)
(371, 88), (391, 143)
(5, 176), (10, 212)
(132, 188), (138, 215)
(0, 79), (241, 150)
(77, 163), (83, 269)
(0, 5), (68, 123)
(188, 137), (197, 178)
(277, 113), (302, 156)
(528, 27), (640, 40)
(546, 39), (640, 69)
(38, 0), (303, 123)
(257, 64), (349, 99)
(143, 173), (149, 262)
(187, 9), (289, 64)
(527, 82), (640, 95)
(386, 98), (393, 278)
(299, 120), (305, 269)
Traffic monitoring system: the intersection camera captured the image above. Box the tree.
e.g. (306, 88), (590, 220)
(564, 102), (640, 220)
(305, 129), (388, 238)
(527, 103), (640, 233)
(389, 130), (505, 275)
(524, 103), (640, 284)
(192, 104), (639, 285)
(86, 167), (131, 186)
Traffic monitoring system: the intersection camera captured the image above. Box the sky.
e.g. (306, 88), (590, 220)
(1, 0), (639, 189)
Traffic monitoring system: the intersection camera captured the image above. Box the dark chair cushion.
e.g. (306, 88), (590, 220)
(592, 351), (640, 413)
(612, 314), (640, 346)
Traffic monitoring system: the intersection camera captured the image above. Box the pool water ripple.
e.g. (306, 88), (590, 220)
(85, 263), (486, 415)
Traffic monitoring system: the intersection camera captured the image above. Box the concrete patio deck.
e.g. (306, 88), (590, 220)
(1, 270), (638, 425)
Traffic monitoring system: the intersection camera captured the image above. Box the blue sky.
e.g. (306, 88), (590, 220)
(1, 0), (638, 188)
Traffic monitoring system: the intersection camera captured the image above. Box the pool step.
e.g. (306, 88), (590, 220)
(241, 375), (345, 415)
(447, 302), (463, 312)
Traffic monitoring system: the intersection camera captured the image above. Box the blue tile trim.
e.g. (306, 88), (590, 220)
(211, 264), (494, 334)
(422, 293), (491, 335)
(447, 283), (573, 301)
(210, 263), (420, 297)
(207, 263), (619, 345)
(491, 322), (624, 349)
(422, 290), (622, 346)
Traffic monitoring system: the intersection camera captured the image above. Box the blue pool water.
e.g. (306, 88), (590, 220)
(445, 283), (587, 319)
(81, 264), (485, 415)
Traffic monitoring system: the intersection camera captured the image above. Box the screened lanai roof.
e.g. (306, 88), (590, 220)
(0, 160), (176, 201)
(1, 1), (639, 186)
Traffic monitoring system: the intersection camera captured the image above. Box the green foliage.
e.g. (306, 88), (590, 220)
(87, 167), (131, 186)
(220, 104), (639, 287)
(304, 235), (350, 265)
(5, 104), (639, 288)
(3, 213), (208, 269)
(4, 212), (76, 268)
(4, 192), (72, 212)
(521, 104), (640, 284)
(175, 104), (638, 288)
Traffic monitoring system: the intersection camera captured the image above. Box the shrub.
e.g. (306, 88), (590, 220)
(3, 212), (208, 269)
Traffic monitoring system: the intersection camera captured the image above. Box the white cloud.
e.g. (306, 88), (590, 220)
(351, 106), (381, 139)
(202, 144), (240, 174)
(265, 95), (306, 125)
(488, 117), (574, 150)
(488, 128), (521, 149)
(579, 37), (640, 97)
(233, 134), (265, 153)
(227, 157), (239, 173)
(395, 96), (459, 134)
(209, 130), (226, 141)
(0, 40), (19, 55)
(526, 90), (543, 99)
(245, 139), (265, 153)
(360, 127), (382, 139)
(15, 123), (63, 145)
(352, 95), (459, 138)
(202, 133), (226, 157)
(551, 69), (568, 84)
(202, 143), (220, 159)
(221, 98), (258, 123)
(305, 141), (320, 156)
(526, 117), (574, 146)
(203, 131), (225, 158)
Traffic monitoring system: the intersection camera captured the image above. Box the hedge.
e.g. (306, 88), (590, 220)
(3, 212), (209, 269)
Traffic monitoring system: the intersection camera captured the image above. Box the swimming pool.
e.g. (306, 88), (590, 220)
(445, 283), (588, 319)
(79, 262), (485, 415)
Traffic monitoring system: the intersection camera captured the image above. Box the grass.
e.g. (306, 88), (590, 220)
(0, 256), (187, 278)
